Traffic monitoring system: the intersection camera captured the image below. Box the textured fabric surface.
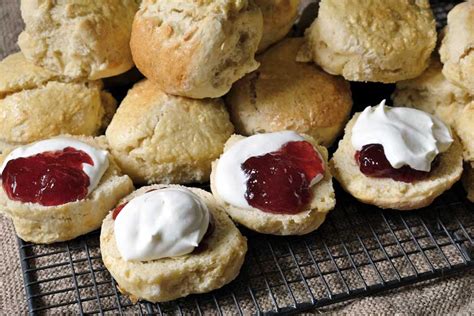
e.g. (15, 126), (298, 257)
(0, 0), (473, 314)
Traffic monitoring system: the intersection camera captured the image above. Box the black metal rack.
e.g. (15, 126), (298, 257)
(17, 184), (474, 315)
(15, 0), (473, 314)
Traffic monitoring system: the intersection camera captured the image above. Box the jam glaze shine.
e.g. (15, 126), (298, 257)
(242, 141), (325, 214)
(1, 147), (93, 206)
(355, 144), (439, 183)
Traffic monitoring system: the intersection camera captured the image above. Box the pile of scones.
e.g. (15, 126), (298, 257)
(0, 0), (473, 304)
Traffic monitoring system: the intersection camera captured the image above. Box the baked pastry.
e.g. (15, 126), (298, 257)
(0, 53), (117, 152)
(227, 38), (352, 147)
(331, 101), (463, 210)
(255, 0), (300, 52)
(392, 58), (474, 162)
(211, 131), (335, 235)
(439, 1), (474, 94)
(392, 58), (471, 126)
(130, 0), (263, 99)
(106, 80), (234, 184)
(18, 0), (139, 80)
(297, 0), (437, 83)
(100, 185), (247, 302)
(463, 163), (474, 203)
(0, 136), (134, 243)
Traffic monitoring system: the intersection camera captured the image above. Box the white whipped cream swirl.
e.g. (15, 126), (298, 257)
(214, 131), (324, 209)
(351, 100), (453, 172)
(0, 137), (109, 195)
(114, 187), (210, 262)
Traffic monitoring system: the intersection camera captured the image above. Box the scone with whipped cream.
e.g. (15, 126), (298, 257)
(130, 0), (263, 98)
(331, 100), (463, 210)
(0, 136), (134, 243)
(210, 131), (336, 235)
(0, 53), (117, 152)
(100, 185), (247, 302)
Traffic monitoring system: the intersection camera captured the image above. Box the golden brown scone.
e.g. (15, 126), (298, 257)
(227, 38), (352, 147)
(392, 58), (474, 162)
(130, 0), (263, 99)
(456, 104), (474, 162)
(210, 134), (335, 235)
(297, 0), (436, 83)
(106, 80), (234, 185)
(255, 0), (300, 52)
(18, 0), (139, 80)
(439, 1), (474, 94)
(331, 115), (464, 210)
(0, 136), (134, 244)
(463, 162), (474, 203)
(0, 53), (117, 152)
(100, 185), (247, 303)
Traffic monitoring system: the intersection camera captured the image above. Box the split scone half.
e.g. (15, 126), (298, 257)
(0, 136), (134, 243)
(211, 132), (336, 235)
(100, 185), (247, 303)
(331, 106), (463, 210)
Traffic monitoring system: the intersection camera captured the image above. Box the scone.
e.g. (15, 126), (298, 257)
(297, 0), (437, 83)
(210, 131), (336, 235)
(18, 0), (140, 80)
(331, 102), (463, 210)
(0, 53), (117, 152)
(463, 163), (474, 203)
(106, 80), (234, 184)
(0, 136), (134, 243)
(227, 38), (352, 147)
(100, 185), (247, 302)
(392, 57), (474, 162)
(130, 0), (263, 99)
(255, 0), (300, 52)
(439, 1), (474, 94)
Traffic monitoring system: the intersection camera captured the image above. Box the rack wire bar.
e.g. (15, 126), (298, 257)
(15, 1), (472, 314)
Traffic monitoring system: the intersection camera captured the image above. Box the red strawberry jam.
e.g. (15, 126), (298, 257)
(112, 202), (128, 220)
(1, 147), (93, 206)
(355, 144), (438, 183)
(242, 141), (325, 214)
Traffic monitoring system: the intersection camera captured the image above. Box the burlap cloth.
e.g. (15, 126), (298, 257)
(0, 0), (473, 314)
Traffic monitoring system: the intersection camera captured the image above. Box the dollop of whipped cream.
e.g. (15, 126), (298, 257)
(214, 131), (324, 209)
(0, 137), (109, 194)
(351, 100), (453, 172)
(114, 187), (210, 262)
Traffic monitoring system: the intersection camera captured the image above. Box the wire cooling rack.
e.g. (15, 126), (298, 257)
(15, 0), (472, 314)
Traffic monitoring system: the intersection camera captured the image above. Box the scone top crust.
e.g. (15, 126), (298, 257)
(106, 80), (234, 184)
(227, 38), (352, 147)
(18, 0), (140, 80)
(439, 1), (474, 93)
(255, 0), (300, 52)
(300, 0), (436, 83)
(0, 53), (117, 150)
(131, 0), (263, 98)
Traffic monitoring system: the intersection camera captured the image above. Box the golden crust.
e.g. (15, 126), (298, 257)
(130, 0), (263, 98)
(392, 58), (474, 162)
(298, 0), (436, 83)
(0, 53), (117, 151)
(330, 115), (464, 210)
(105, 80), (234, 185)
(210, 134), (336, 235)
(255, 0), (300, 52)
(0, 136), (134, 244)
(439, 1), (474, 94)
(18, 0), (139, 80)
(100, 185), (247, 303)
(227, 38), (352, 147)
